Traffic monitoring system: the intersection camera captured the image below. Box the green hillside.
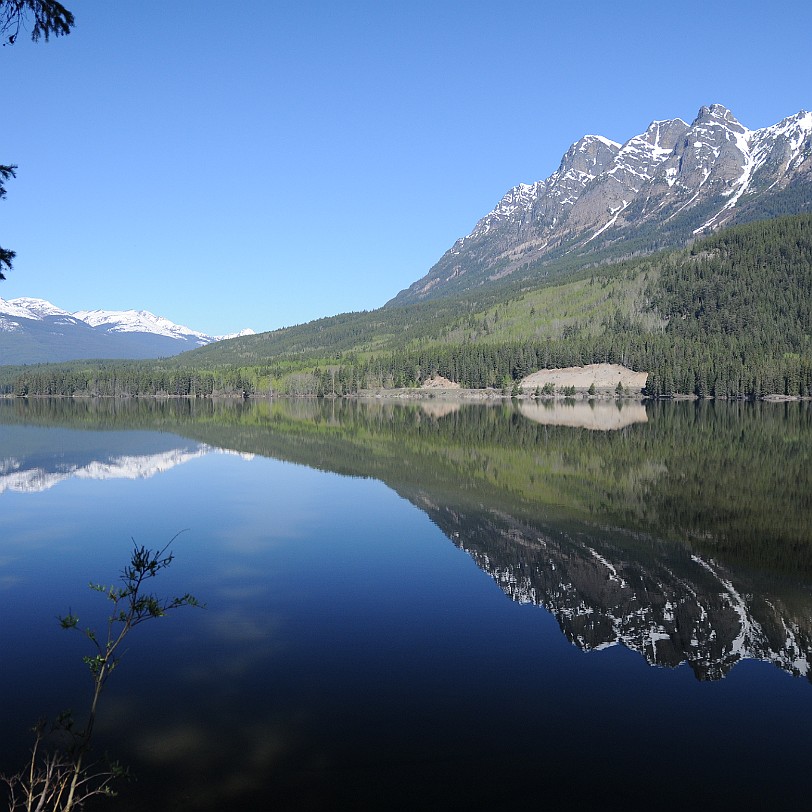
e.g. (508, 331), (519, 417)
(3, 214), (811, 399)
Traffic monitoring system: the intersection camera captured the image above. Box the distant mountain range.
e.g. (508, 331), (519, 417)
(392, 104), (812, 304)
(0, 297), (254, 364)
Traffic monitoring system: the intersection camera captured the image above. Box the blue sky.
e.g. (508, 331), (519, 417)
(2, 0), (810, 336)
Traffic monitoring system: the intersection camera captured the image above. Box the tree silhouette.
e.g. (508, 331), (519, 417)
(0, 164), (17, 279)
(1, 0), (74, 46)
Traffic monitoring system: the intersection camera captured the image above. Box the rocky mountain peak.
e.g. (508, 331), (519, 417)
(558, 133), (620, 177)
(639, 118), (689, 152)
(390, 103), (812, 306)
(697, 103), (741, 126)
(685, 104), (749, 152)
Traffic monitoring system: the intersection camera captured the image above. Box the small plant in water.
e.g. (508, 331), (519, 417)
(2, 536), (201, 811)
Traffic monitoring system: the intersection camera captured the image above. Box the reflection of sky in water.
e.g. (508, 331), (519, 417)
(1, 422), (812, 810)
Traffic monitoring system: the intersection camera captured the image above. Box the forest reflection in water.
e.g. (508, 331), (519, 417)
(1, 396), (811, 810)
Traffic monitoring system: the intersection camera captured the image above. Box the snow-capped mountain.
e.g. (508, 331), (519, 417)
(73, 307), (214, 343)
(1, 296), (70, 319)
(0, 297), (254, 364)
(392, 104), (812, 304)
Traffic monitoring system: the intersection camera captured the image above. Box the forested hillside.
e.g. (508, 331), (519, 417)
(2, 215), (810, 399)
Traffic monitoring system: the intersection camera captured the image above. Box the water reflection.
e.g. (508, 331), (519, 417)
(0, 424), (252, 493)
(518, 399), (648, 429)
(2, 397), (810, 684)
(3, 397), (812, 810)
(416, 497), (811, 681)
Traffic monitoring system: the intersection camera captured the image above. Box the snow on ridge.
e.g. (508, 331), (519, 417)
(0, 297), (71, 319)
(755, 109), (811, 139)
(73, 308), (211, 342)
(1, 297), (253, 344)
(582, 134), (622, 149)
(649, 117), (689, 128)
(693, 125), (756, 234)
(471, 182), (541, 236)
(750, 109), (812, 169)
(693, 108), (812, 234)
(217, 328), (257, 340)
(607, 133), (673, 182)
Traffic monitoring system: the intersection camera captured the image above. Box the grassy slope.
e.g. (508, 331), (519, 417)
(171, 252), (655, 368)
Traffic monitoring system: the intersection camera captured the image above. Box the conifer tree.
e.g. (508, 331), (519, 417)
(1, 0), (74, 46)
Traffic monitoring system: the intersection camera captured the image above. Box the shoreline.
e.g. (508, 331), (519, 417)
(4, 390), (810, 402)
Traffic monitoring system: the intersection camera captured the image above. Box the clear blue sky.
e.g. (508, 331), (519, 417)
(2, 0), (810, 336)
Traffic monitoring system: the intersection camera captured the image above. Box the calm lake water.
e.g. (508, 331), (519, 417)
(1, 397), (811, 811)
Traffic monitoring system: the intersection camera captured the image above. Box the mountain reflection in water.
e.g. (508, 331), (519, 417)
(3, 397), (812, 811)
(2, 397), (810, 685)
(416, 497), (811, 681)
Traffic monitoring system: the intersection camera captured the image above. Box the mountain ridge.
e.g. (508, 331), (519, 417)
(391, 104), (812, 305)
(0, 297), (254, 364)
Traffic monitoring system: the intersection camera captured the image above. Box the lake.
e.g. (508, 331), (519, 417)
(1, 397), (811, 811)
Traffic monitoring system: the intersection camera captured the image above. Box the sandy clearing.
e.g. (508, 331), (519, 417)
(421, 375), (461, 389)
(520, 363), (648, 391)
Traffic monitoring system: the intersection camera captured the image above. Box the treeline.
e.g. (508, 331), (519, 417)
(6, 328), (810, 400)
(301, 332), (812, 398)
(3, 364), (258, 398)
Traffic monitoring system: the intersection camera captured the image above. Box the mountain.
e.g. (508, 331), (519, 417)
(0, 297), (254, 365)
(391, 104), (812, 304)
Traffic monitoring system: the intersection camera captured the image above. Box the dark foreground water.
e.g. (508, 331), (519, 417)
(1, 397), (811, 811)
